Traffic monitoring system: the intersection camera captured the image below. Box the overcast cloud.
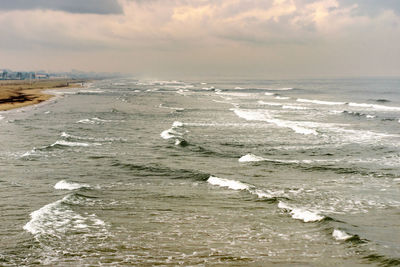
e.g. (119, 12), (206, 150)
(0, 0), (123, 14)
(0, 0), (399, 78)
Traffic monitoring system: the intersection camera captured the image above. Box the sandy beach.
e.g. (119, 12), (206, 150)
(0, 79), (85, 111)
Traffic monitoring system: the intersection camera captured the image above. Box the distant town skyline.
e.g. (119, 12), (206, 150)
(1, 0), (399, 78)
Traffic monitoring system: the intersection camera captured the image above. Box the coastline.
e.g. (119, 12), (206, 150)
(0, 79), (86, 111)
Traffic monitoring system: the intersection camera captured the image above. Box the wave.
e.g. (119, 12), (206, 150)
(268, 119), (318, 135)
(297, 98), (400, 111)
(332, 229), (353, 241)
(374, 99), (390, 103)
(232, 109), (271, 121)
(278, 201), (325, 222)
(0, 115), (4, 120)
(238, 154), (266, 162)
(159, 104), (185, 111)
(207, 176), (283, 199)
(112, 161), (210, 181)
(208, 176), (250, 190)
(54, 180), (91, 190)
(257, 101), (282, 106)
(23, 194), (107, 237)
(77, 90), (105, 94)
(77, 117), (114, 124)
(282, 105), (309, 110)
(297, 98), (346, 105)
(275, 96), (290, 100)
(52, 140), (100, 147)
(61, 132), (127, 142)
(341, 111), (376, 119)
(347, 102), (400, 111)
(261, 87), (294, 91)
(160, 121), (187, 145)
(232, 109), (318, 135)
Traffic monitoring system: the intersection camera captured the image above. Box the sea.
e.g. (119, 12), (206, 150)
(0, 77), (400, 266)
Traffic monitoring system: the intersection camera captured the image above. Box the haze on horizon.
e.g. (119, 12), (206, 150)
(1, 0), (399, 79)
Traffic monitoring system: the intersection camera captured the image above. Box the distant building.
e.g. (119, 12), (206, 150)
(35, 73), (49, 79)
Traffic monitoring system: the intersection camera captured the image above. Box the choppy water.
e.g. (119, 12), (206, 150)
(1, 78), (400, 266)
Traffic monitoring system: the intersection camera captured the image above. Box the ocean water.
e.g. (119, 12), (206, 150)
(1, 78), (400, 266)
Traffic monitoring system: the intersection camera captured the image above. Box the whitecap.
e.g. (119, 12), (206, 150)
(20, 149), (37, 158)
(207, 176), (283, 199)
(160, 129), (177, 140)
(207, 176), (250, 190)
(275, 96), (290, 100)
(0, 115), (4, 120)
(61, 132), (126, 142)
(23, 195), (107, 237)
(261, 87), (293, 91)
(54, 180), (90, 190)
(78, 90), (105, 94)
(239, 154), (266, 162)
(282, 105), (309, 110)
(257, 101), (282, 106)
(160, 121), (185, 140)
(278, 201), (324, 222)
(232, 109), (271, 121)
(232, 109), (318, 135)
(159, 104), (185, 111)
(332, 229), (353, 241)
(172, 121), (184, 127)
(297, 98), (346, 105)
(268, 119), (318, 135)
(348, 102), (400, 111)
(52, 140), (100, 147)
(77, 117), (113, 124)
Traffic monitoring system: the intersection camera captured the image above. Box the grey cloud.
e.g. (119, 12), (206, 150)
(0, 0), (123, 14)
(339, 0), (400, 16)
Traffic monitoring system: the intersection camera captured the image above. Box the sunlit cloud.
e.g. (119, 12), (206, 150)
(0, 0), (399, 77)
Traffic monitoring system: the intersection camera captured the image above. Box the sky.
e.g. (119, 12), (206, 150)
(0, 0), (399, 78)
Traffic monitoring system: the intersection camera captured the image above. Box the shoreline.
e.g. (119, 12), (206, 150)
(0, 79), (87, 111)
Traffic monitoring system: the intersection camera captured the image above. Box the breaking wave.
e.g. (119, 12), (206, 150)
(23, 194), (107, 237)
(54, 180), (91, 190)
(278, 201), (325, 222)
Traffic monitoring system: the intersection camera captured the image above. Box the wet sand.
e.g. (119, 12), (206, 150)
(0, 79), (85, 111)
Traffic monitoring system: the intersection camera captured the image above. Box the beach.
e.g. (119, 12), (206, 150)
(0, 79), (85, 111)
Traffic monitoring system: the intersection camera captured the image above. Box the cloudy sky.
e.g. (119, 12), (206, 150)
(0, 0), (399, 78)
